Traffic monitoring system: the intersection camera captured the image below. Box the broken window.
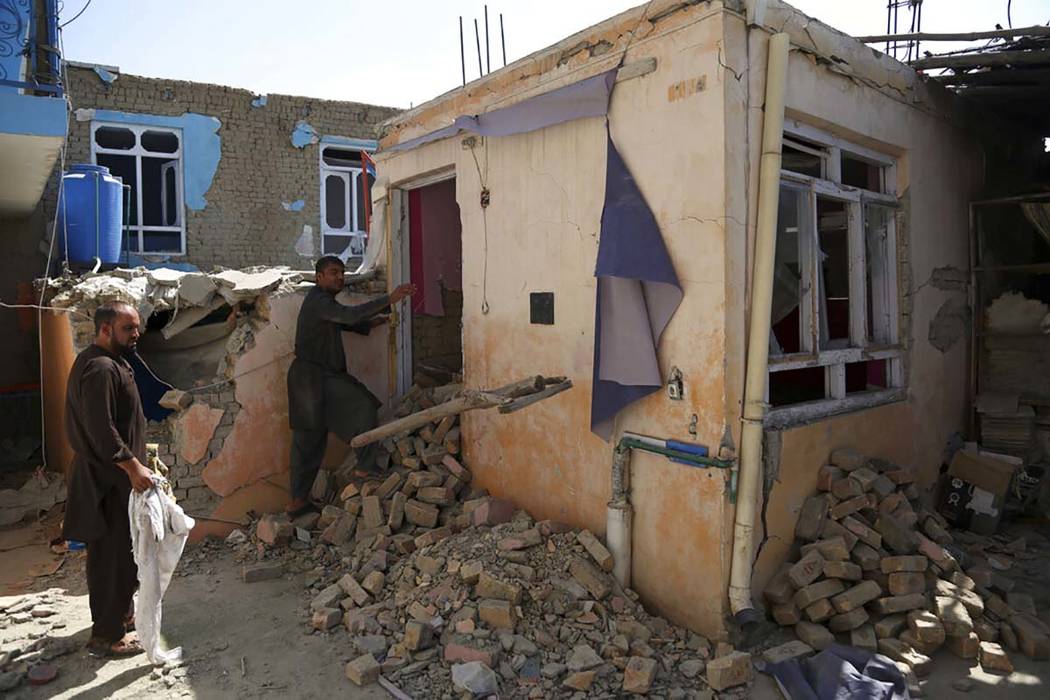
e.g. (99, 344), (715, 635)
(768, 124), (901, 420)
(320, 145), (375, 258)
(91, 122), (185, 255)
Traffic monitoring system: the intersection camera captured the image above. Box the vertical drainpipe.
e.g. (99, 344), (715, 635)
(727, 32), (790, 627)
(606, 444), (633, 588)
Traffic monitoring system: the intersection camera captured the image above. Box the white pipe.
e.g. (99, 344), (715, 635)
(728, 32), (790, 620)
(607, 445), (632, 588)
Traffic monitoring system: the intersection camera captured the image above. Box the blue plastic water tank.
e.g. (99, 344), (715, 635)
(57, 164), (124, 264)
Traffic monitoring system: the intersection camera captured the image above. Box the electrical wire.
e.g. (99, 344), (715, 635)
(59, 0), (92, 29)
(2, 302), (91, 320)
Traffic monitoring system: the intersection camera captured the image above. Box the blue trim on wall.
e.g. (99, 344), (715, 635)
(0, 92), (67, 136)
(0, 0), (31, 94)
(320, 135), (378, 151)
(91, 109), (222, 211)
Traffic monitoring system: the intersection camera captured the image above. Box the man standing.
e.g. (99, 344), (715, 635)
(286, 256), (415, 515)
(64, 301), (154, 657)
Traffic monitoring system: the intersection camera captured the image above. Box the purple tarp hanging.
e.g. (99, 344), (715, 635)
(590, 135), (682, 440)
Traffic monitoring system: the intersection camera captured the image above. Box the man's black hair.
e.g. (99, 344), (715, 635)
(315, 255), (345, 275)
(94, 301), (133, 334)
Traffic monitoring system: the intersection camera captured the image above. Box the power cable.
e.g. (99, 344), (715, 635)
(59, 0), (92, 29)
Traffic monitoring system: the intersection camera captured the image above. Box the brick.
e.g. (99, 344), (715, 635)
(935, 596), (973, 637)
(877, 639), (932, 677)
(822, 518), (859, 550)
(569, 557), (611, 600)
(1006, 592), (1037, 616)
(416, 486), (455, 506)
(943, 630), (980, 659)
(762, 640), (814, 665)
(472, 497), (517, 526)
(404, 499), (439, 528)
(499, 529), (543, 551)
(907, 610), (946, 646)
(875, 514), (918, 554)
(256, 514), (293, 545)
(387, 492), (406, 529)
(875, 614), (908, 639)
(795, 622), (835, 650)
(878, 492), (906, 515)
(974, 617), (1000, 643)
(788, 551), (826, 588)
(796, 496), (830, 541)
(849, 467), (880, 491)
(916, 533), (957, 572)
(478, 599), (516, 629)
(885, 468), (916, 485)
(870, 594), (927, 615)
(979, 641), (1014, 673)
(850, 543), (881, 571)
(320, 515), (356, 546)
(850, 624), (878, 652)
(242, 562), (284, 583)
(476, 571), (524, 604)
(831, 580), (882, 613)
(764, 567), (795, 605)
(823, 560), (862, 581)
(829, 607), (869, 632)
(842, 516), (882, 549)
(705, 651), (752, 691)
(880, 555), (927, 574)
(340, 483), (360, 501)
(564, 670), (598, 691)
(345, 653), (381, 686)
(361, 571), (385, 597)
(888, 572), (926, 596)
(870, 475), (897, 499)
(771, 602), (801, 626)
(444, 640), (500, 667)
(832, 477), (864, 500)
(360, 496), (384, 529)
(830, 447), (866, 471)
(1010, 613), (1050, 660)
(985, 594), (1013, 621)
(805, 599), (835, 623)
(460, 560), (484, 585)
(794, 579), (846, 609)
(317, 505), (344, 530)
(934, 579), (985, 618)
(830, 495), (869, 520)
(900, 628), (941, 656)
(1001, 622), (1019, 651)
(816, 465), (843, 491)
(312, 584), (346, 611)
(312, 607), (342, 631)
(441, 454), (471, 481)
(413, 525), (451, 549)
(620, 655), (658, 693)
(802, 537), (851, 562)
(338, 574), (373, 607)
(576, 530), (614, 571)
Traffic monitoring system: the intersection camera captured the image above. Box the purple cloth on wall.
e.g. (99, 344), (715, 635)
(385, 71), (617, 153)
(590, 135), (682, 440)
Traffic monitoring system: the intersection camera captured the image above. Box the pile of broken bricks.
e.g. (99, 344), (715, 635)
(235, 447), (758, 697)
(764, 447), (1050, 691)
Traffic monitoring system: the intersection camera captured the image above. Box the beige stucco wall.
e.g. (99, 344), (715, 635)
(720, 5), (984, 595)
(378, 3), (736, 638)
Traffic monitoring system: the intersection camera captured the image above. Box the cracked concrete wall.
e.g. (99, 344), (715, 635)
(378, 3), (734, 638)
(727, 8), (987, 597)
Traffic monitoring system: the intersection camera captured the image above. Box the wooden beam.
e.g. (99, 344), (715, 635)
(910, 49), (1050, 71)
(856, 25), (1050, 43)
(498, 380), (573, 413)
(933, 68), (1050, 86)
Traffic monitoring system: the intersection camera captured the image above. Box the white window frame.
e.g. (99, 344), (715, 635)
(319, 145), (374, 258)
(89, 121), (186, 256)
(767, 122), (903, 428)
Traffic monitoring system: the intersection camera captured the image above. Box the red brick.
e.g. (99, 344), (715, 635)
(404, 499), (439, 528)
(345, 654), (380, 686)
(822, 518), (859, 550)
(796, 621), (835, 650)
(823, 560), (862, 581)
(472, 497), (517, 527)
(772, 602), (801, 626)
(870, 594), (927, 615)
(805, 599), (835, 623)
(832, 477), (864, 500)
(829, 607), (869, 632)
(788, 551), (826, 589)
(801, 537), (851, 561)
(979, 641), (1014, 673)
(831, 580), (882, 613)
(623, 656), (660, 693)
(830, 448), (866, 471)
(946, 631), (980, 659)
(794, 579), (846, 609)
(1010, 613), (1050, 660)
(877, 639), (932, 677)
(796, 496), (830, 541)
(850, 543), (881, 571)
(880, 555), (927, 574)
(444, 640), (500, 667)
(935, 596), (974, 637)
(842, 516), (882, 549)
(830, 495), (869, 520)
(888, 572), (926, 596)
(875, 614), (908, 639)
(478, 599), (516, 629)
(705, 651), (752, 691)
(875, 513), (918, 555)
(817, 465), (844, 491)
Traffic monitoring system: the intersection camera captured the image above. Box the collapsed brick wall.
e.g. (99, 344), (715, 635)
(51, 66), (401, 270)
(412, 286), (463, 375)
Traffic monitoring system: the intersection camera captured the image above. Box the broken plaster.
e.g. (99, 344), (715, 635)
(928, 298), (970, 353)
(294, 225), (315, 257)
(251, 94), (268, 108)
(282, 199), (305, 212)
(291, 120), (319, 148)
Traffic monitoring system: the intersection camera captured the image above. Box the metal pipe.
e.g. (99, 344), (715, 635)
(728, 32), (790, 626)
(474, 19), (483, 79)
(459, 17), (466, 86)
(484, 6), (491, 74)
(500, 13), (506, 66)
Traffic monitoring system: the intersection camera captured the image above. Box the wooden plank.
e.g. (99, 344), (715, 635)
(847, 199), (867, 347)
(856, 25), (1050, 43)
(769, 347), (902, 373)
(765, 389), (907, 430)
(498, 380), (573, 413)
(910, 49), (1050, 71)
(934, 69), (1050, 86)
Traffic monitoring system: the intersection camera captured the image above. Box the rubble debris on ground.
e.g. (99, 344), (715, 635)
(0, 590), (80, 692)
(229, 384), (747, 697)
(764, 447), (1050, 691)
(0, 469), (66, 528)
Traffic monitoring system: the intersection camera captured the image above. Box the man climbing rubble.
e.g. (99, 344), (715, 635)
(286, 255), (415, 517)
(63, 301), (153, 657)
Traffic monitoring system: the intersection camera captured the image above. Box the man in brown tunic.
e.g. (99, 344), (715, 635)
(63, 301), (154, 656)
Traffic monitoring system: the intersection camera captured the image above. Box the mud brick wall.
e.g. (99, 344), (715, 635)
(55, 66), (401, 270)
(412, 287), (463, 375)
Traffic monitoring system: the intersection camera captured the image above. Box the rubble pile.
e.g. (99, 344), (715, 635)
(0, 591), (78, 692)
(765, 447), (1050, 687)
(231, 386), (753, 697)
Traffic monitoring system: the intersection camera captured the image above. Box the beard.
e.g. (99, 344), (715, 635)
(112, 338), (138, 357)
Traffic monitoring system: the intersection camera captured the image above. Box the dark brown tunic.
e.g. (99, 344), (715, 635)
(62, 344), (146, 542)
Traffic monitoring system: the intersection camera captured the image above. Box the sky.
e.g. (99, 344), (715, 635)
(60, 0), (1049, 108)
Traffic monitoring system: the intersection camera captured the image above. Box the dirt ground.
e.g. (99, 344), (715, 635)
(1, 538), (386, 698)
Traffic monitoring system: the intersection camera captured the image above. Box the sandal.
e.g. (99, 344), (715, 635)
(286, 500), (321, 518)
(124, 615), (136, 633)
(88, 634), (144, 658)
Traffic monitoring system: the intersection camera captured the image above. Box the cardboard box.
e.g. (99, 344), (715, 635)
(948, 450), (1016, 500)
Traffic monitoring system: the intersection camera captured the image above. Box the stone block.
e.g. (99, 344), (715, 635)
(805, 599), (835, 623)
(870, 594), (927, 615)
(979, 641), (1014, 673)
(788, 550), (826, 589)
(706, 651), (752, 691)
(577, 530), (614, 571)
(404, 499), (439, 528)
(569, 557), (611, 600)
(823, 560), (863, 581)
(946, 631), (980, 659)
(874, 614), (908, 639)
(795, 622), (835, 650)
(476, 571), (523, 604)
(935, 596), (974, 637)
(829, 607), (869, 632)
(345, 654), (380, 686)
(403, 620), (434, 651)
(361, 571), (385, 597)
(888, 572), (926, 596)
(831, 580), (882, 613)
(772, 602), (802, 626)
(794, 579), (846, 609)
(478, 599), (516, 629)
(796, 496), (830, 541)
(881, 555), (927, 574)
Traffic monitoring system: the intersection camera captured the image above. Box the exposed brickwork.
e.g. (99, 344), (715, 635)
(412, 286), (463, 375)
(51, 66), (401, 270)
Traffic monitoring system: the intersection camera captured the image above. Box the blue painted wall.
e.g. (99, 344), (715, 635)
(0, 0), (31, 93)
(0, 91), (66, 136)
